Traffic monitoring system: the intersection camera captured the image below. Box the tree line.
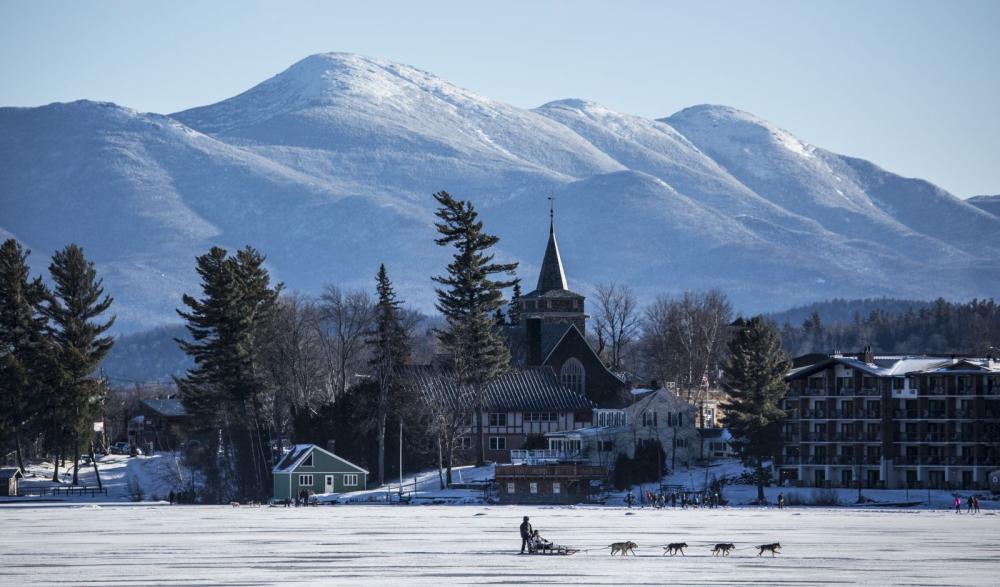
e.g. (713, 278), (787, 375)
(778, 297), (1000, 356)
(0, 240), (115, 487)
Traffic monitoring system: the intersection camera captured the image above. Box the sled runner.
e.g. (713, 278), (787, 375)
(529, 544), (578, 555)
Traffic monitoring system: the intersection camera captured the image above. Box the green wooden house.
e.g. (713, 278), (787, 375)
(272, 444), (368, 501)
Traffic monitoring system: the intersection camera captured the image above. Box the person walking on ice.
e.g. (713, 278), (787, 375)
(954, 495), (962, 514)
(520, 516), (534, 554)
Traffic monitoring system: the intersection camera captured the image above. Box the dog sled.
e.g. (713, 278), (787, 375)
(528, 544), (579, 555)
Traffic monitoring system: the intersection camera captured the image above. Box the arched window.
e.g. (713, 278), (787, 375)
(560, 358), (585, 394)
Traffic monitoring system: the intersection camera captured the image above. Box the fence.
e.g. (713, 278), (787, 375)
(17, 485), (108, 497)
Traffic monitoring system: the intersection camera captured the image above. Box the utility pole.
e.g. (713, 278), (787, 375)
(398, 418), (404, 499)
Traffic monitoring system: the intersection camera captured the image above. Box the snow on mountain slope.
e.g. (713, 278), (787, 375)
(2, 53), (998, 332)
(173, 53), (622, 204)
(966, 195), (1000, 218)
(662, 105), (999, 263)
(835, 157), (1000, 253)
(0, 100), (442, 330)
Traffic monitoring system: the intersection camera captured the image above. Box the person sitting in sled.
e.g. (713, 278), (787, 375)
(531, 529), (554, 552)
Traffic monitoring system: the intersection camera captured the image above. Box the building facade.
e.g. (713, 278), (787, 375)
(536, 388), (701, 471)
(494, 463), (607, 504)
(272, 444), (369, 501)
(780, 351), (1000, 490)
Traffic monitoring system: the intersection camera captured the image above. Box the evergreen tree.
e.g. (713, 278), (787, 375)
(366, 264), (410, 486)
(175, 246), (280, 501)
(42, 244), (115, 486)
(507, 280), (522, 326)
(0, 239), (54, 473)
(431, 191), (517, 467)
(721, 315), (789, 503)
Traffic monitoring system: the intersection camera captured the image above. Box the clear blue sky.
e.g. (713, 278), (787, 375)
(2, 0), (998, 197)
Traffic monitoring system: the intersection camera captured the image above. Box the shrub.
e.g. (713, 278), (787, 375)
(784, 491), (805, 506)
(127, 475), (145, 502)
(810, 488), (840, 506)
(612, 453), (634, 490)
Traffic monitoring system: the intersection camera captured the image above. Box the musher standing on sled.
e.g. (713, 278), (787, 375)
(520, 516), (534, 553)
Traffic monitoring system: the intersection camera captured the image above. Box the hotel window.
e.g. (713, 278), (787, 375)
(489, 413), (508, 427)
(530, 482), (538, 494)
(560, 358), (585, 394)
(507, 483), (515, 494)
(552, 482), (561, 494)
(343, 474), (358, 487)
(298, 474), (314, 487)
(459, 437), (472, 449)
(489, 437), (506, 450)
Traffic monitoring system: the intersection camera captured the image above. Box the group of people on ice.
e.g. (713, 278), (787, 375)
(625, 490), (722, 509)
(954, 494), (982, 513)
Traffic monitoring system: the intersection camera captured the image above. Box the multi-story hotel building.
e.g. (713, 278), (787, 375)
(779, 349), (1000, 490)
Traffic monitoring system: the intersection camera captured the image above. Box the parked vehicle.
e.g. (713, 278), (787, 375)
(109, 442), (131, 455)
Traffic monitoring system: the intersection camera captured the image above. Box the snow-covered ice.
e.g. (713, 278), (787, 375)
(1, 503), (997, 585)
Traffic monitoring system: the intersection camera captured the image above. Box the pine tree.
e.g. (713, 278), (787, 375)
(367, 264), (410, 486)
(721, 315), (789, 503)
(0, 239), (54, 473)
(175, 246), (280, 501)
(431, 191), (518, 467)
(507, 280), (522, 326)
(42, 244), (115, 486)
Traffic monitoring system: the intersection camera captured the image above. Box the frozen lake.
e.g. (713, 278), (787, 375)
(1, 504), (997, 585)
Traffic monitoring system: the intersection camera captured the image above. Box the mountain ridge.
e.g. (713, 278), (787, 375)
(2, 52), (998, 332)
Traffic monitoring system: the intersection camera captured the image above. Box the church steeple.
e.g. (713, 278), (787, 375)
(536, 198), (568, 293)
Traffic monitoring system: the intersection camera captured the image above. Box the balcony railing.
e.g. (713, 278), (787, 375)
(509, 449), (588, 465)
(780, 455), (881, 466)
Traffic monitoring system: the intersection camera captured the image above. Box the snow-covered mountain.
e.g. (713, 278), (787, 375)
(2, 53), (998, 332)
(967, 195), (1000, 218)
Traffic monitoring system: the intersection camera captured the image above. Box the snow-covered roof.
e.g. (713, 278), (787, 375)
(0, 467), (23, 480)
(787, 354), (998, 379)
(141, 399), (187, 418)
(545, 426), (624, 439)
(630, 387), (657, 396)
(272, 444), (369, 475)
(273, 444), (315, 473)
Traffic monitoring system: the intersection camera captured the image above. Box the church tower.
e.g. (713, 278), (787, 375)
(518, 202), (586, 333)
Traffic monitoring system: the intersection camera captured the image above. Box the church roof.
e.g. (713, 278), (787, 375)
(534, 215), (569, 294)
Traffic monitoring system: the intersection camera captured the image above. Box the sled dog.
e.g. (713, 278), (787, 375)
(609, 541), (638, 556)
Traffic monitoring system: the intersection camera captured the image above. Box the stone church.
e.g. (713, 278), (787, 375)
(507, 210), (629, 408)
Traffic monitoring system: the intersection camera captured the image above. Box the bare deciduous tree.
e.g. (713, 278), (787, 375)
(640, 290), (733, 414)
(262, 295), (333, 438)
(592, 282), (641, 371)
(318, 286), (374, 399)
